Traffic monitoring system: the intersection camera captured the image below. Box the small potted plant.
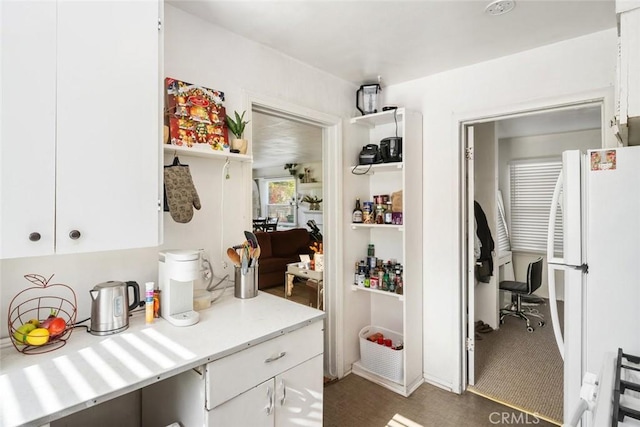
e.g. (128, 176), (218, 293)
(225, 110), (250, 154)
(302, 195), (322, 211)
(284, 163), (298, 176)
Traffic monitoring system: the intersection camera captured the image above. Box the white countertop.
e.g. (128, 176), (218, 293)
(0, 291), (325, 427)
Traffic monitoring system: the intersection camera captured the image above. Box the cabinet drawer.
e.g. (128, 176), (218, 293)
(205, 320), (323, 410)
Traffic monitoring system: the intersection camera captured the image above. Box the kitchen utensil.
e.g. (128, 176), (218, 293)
(244, 230), (259, 248)
(89, 281), (140, 336)
(227, 247), (241, 266)
(251, 246), (261, 267)
(241, 249), (249, 275)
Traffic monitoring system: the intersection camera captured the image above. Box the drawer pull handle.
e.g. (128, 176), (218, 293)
(266, 386), (274, 415)
(29, 232), (41, 242)
(280, 379), (286, 406)
(264, 351), (286, 363)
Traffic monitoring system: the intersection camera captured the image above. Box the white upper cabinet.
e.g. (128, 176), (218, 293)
(1, 0), (161, 258)
(1, 1), (57, 258)
(617, 5), (640, 144)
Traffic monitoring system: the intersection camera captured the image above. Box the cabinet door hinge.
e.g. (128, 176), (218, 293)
(157, 199), (162, 211)
(465, 147), (473, 160)
(466, 337), (474, 351)
(158, 18), (162, 31)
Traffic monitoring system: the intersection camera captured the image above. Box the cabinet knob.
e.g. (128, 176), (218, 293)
(29, 232), (41, 242)
(69, 230), (81, 240)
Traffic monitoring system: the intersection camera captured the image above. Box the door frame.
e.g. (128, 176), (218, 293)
(243, 91), (344, 378)
(455, 88), (614, 392)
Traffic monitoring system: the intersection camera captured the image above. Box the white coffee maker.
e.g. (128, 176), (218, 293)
(158, 249), (200, 326)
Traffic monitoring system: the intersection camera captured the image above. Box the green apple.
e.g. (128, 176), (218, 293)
(13, 323), (36, 344)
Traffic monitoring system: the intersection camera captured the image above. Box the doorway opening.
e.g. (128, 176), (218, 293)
(461, 100), (606, 424)
(244, 94), (342, 379)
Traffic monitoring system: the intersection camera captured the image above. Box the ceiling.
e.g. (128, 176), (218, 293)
(168, 1), (614, 168)
(169, 0), (616, 86)
(251, 111), (323, 169)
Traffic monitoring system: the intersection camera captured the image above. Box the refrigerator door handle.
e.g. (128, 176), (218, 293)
(547, 170), (565, 359)
(547, 262), (565, 360)
(547, 169), (564, 265)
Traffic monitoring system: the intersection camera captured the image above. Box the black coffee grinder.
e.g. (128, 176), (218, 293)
(380, 137), (402, 163)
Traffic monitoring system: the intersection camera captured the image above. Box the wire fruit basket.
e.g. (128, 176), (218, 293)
(7, 274), (78, 355)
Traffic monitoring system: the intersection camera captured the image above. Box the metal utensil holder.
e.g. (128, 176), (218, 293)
(234, 265), (258, 299)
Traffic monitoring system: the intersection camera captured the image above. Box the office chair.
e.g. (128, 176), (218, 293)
(252, 218), (267, 232)
(264, 217), (278, 232)
(499, 257), (545, 332)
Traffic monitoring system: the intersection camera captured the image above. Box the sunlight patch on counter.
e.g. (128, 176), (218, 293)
(141, 328), (197, 360)
(52, 354), (96, 401)
(120, 333), (175, 369)
(101, 339), (152, 378)
(0, 374), (23, 426)
(23, 364), (63, 414)
(78, 347), (126, 389)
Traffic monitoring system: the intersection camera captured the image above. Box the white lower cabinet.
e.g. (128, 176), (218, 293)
(142, 321), (323, 426)
(209, 355), (323, 427)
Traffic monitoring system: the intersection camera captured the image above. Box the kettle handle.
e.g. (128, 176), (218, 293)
(126, 281), (141, 311)
(356, 86), (364, 116)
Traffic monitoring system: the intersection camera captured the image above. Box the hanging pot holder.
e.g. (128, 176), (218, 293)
(164, 157), (201, 223)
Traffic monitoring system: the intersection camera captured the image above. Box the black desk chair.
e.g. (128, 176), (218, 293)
(253, 218), (267, 232)
(499, 257), (545, 332)
(264, 217), (278, 232)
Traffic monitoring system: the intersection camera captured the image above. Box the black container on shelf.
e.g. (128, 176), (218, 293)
(380, 137), (402, 163)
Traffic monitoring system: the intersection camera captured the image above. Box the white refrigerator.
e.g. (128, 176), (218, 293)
(547, 147), (640, 426)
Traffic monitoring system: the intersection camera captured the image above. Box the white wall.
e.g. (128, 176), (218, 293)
(0, 5), (354, 338)
(384, 28), (617, 391)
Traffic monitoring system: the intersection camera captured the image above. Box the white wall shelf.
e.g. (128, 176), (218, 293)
(164, 144), (252, 162)
(349, 163), (403, 175)
(298, 182), (322, 189)
(350, 108), (405, 128)
(351, 224), (403, 231)
(342, 108), (423, 397)
(350, 284), (405, 301)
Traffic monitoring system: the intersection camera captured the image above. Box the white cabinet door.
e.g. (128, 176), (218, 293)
(56, 0), (160, 254)
(208, 378), (275, 427)
(276, 355), (323, 427)
(0, 0), (57, 258)
(208, 355), (324, 427)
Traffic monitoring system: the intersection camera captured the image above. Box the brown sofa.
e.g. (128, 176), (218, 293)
(255, 228), (314, 290)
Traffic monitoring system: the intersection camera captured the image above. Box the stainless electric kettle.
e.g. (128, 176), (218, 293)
(89, 281), (140, 336)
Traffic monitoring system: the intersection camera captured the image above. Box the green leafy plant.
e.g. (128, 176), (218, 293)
(284, 163), (298, 175)
(225, 110), (249, 139)
(302, 195), (322, 203)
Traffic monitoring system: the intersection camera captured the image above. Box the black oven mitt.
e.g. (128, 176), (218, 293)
(164, 158), (201, 223)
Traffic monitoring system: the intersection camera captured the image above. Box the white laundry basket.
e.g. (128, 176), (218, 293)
(359, 325), (404, 383)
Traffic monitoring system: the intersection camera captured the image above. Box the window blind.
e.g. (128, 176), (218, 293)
(509, 159), (563, 254)
(496, 190), (511, 254)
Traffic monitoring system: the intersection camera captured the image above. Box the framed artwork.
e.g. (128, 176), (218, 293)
(165, 77), (229, 151)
